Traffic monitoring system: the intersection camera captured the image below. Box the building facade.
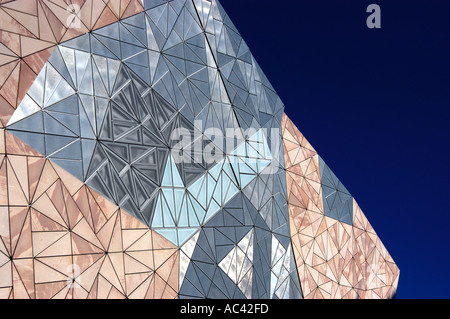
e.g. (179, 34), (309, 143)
(0, 0), (399, 299)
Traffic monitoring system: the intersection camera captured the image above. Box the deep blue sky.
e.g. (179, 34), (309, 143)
(220, 0), (450, 299)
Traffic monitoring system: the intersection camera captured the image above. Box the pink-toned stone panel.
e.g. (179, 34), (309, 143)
(282, 113), (399, 299)
(0, 127), (179, 299)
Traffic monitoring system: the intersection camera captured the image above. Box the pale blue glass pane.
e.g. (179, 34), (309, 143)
(208, 159), (223, 181)
(257, 129), (264, 142)
(178, 202), (189, 227)
(243, 157), (258, 174)
(188, 175), (204, 197)
(171, 157), (184, 187)
(162, 188), (175, 214)
(240, 173), (255, 189)
(256, 142), (267, 159)
(221, 173), (231, 202)
(188, 175), (207, 209)
(228, 156), (240, 180)
(197, 181), (208, 210)
(178, 228), (199, 247)
(246, 142), (259, 158)
(222, 161), (237, 185)
(248, 129), (261, 143)
(212, 174), (222, 205)
(161, 156), (173, 187)
(189, 195), (206, 225)
(161, 192), (176, 227)
(205, 198), (220, 224)
(257, 159), (271, 173)
(206, 174), (215, 204)
(174, 189), (185, 219)
(186, 198), (200, 227)
(227, 154), (239, 166)
(234, 140), (246, 157)
(224, 180), (239, 203)
(151, 194), (164, 227)
(239, 158), (256, 175)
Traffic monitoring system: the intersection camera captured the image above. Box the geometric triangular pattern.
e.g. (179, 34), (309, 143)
(282, 114), (400, 299)
(152, 128), (272, 247)
(0, 129), (178, 299)
(319, 156), (353, 225)
(6, 0), (248, 230)
(178, 193), (255, 299)
(0, 0), (398, 300)
(270, 235), (302, 299)
(0, 0), (146, 127)
(6, 1), (229, 227)
(218, 228), (254, 299)
(195, 1), (291, 253)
